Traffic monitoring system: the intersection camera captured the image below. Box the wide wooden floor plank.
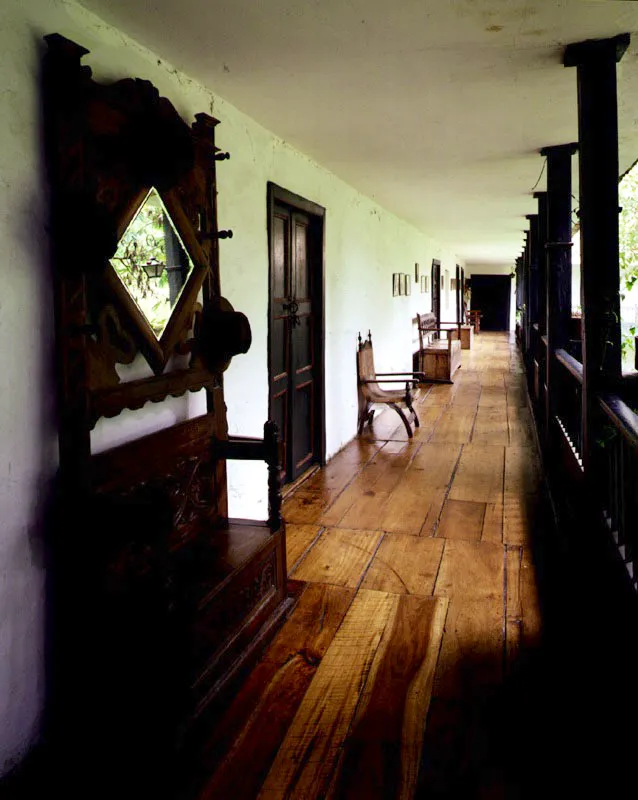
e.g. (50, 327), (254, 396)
(403, 405), (447, 441)
(507, 405), (536, 446)
(339, 488), (396, 531)
(198, 584), (354, 800)
(479, 370), (506, 390)
(471, 408), (509, 446)
(361, 534), (445, 595)
(449, 444), (505, 505)
(293, 527), (383, 587)
(505, 544), (523, 620)
(379, 466), (447, 535)
(503, 492), (539, 546)
(506, 545), (542, 655)
(430, 406), (477, 444)
(320, 443), (413, 526)
(434, 539), (504, 601)
(437, 499), (486, 541)
(286, 523), (324, 570)
(283, 490), (338, 525)
(408, 442), (461, 486)
(326, 595), (448, 799)
(257, 590), (397, 799)
(432, 597), (504, 699)
(504, 446), (542, 496)
(420, 489), (449, 536)
(481, 499), (504, 543)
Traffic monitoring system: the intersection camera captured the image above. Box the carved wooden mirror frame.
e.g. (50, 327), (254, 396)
(43, 34), (249, 476)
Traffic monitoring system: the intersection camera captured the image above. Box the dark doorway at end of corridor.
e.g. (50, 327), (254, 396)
(470, 274), (512, 331)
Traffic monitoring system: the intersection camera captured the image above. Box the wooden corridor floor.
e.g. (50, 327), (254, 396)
(198, 333), (552, 799)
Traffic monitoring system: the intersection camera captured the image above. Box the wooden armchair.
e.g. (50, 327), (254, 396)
(357, 331), (424, 438)
(417, 312), (462, 383)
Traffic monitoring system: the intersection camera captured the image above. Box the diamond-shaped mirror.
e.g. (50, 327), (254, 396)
(110, 188), (195, 339)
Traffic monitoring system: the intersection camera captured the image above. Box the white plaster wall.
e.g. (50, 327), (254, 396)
(0, 0), (461, 772)
(465, 263), (516, 330)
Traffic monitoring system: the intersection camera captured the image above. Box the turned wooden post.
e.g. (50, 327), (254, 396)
(521, 231), (530, 354)
(534, 192), (549, 336)
(541, 143), (578, 438)
(565, 34), (629, 472)
(526, 214), (539, 388)
(515, 255), (523, 329)
(526, 215), (539, 331)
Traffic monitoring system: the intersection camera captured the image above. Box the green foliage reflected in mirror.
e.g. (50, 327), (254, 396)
(110, 188), (194, 338)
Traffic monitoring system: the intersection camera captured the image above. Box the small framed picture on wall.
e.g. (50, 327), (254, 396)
(393, 273), (400, 296)
(420, 276), (427, 293)
(415, 263), (420, 282)
(404, 274), (411, 296)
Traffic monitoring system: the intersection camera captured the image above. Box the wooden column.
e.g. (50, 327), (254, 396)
(522, 231), (530, 354)
(515, 255), (523, 342)
(541, 143), (577, 435)
(565, 34), (629, 471)
(515, 256), (522, 310)
(534, 191), (548, 336)
(526, 215), (539, 388)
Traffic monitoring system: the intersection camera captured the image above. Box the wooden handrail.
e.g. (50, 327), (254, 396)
(599, 393), (638, 451)
(555, 348), (584, 384)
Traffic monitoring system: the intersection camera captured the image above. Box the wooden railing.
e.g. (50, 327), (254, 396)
(525, 324), (638, 593)
(598, 393), (638, 590)
(554, 348), (584, 465)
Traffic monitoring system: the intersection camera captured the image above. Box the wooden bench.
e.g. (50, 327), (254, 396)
(357, 331), (424, 438)
(444, 322), (474, 350)
(417, 312), (462, 383)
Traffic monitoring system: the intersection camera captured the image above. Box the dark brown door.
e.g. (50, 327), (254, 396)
(432, 260), (441, 323)
(268, 187), (324, 484)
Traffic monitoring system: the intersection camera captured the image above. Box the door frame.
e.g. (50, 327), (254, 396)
(267, 182), (326, 473)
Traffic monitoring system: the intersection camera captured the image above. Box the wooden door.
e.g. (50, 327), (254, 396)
(269, 187), (324, 484)
(432, 260), (441, 323)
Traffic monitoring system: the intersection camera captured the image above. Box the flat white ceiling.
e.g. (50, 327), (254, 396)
(79, 0), (638, 265)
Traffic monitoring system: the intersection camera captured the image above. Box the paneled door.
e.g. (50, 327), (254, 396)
(268, 185), (325, 484)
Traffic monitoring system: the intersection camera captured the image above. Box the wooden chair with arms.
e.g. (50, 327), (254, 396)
(357, 331), (424, 438)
